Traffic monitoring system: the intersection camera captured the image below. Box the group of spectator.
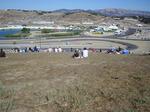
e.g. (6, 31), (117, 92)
(12, 46), (39, 53)
(107, 46), (130, 55)
(0, 46), (132, 59)
(72, 48), (88, 59)
(47, 47), (63, 53)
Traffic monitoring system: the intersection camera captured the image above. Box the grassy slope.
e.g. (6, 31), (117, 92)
(0, 53), (150, 112)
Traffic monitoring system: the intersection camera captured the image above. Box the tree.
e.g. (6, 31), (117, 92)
(21, 28), (30, 33)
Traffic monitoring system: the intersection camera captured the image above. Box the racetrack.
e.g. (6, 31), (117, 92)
(0, 37), (150, 54)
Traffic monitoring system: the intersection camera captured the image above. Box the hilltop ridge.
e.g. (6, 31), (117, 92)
(0, 8), (150, 26)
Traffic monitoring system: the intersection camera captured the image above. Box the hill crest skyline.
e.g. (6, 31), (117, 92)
(2, 8), (150, 17)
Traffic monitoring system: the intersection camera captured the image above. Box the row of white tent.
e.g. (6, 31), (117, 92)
(90, 25), (119, 32)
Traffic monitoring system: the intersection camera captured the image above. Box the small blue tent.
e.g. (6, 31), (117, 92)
(121, 49), (129, 55)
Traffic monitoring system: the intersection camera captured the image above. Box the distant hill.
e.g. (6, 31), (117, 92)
(4, 8), (150, 17)
(0, 8), (150, 26)
(52, 8), (150, 17)
(95, 8), (150, 17)
(52, 9), (86, 13)
(0, 9), (106, 26)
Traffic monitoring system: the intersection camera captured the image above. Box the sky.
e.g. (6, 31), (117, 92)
(0, 0), (150, 11)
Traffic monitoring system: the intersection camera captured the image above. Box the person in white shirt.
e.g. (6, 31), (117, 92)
(82, 48), (88, 58)
(48, 47), (53, 53)
(54, 48), (58, 53)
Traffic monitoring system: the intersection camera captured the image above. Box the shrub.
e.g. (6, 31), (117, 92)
(5, 33), (30, 38)
(21, 28), (30, 33)
(41, 29), (53, 33)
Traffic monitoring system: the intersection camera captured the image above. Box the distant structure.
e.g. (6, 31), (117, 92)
(33, 21), (54, 25)
(82, 22), (94, 25)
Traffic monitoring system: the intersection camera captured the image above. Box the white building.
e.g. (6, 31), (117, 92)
(33, 21), (54, 25)
(82, 22), (94, 25)
(108, 25), (119, 30)
(136, 24), (143, 27)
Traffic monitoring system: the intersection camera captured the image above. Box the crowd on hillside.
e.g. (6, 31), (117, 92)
(0, 46), (136, 58)
(106, 46), (130, 55)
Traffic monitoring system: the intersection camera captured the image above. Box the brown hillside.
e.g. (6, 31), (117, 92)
(0, 53), (150, 112)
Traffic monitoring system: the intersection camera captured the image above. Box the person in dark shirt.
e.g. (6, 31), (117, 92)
(0, 49), (6, 57)
(33, 46), (39, 52)
(29, 47), (33, 52)
(72, 49), (80, 58)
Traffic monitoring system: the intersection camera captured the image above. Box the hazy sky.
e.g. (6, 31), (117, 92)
(0, 0), (150, 11)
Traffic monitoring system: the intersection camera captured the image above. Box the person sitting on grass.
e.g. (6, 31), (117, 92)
(48, 47), (53, 53)
(24, 47), (28, 53)
(107, 47), (116, 54)
(116, 46), (122, 52)
(29, 47), (34, 52)
(54, 47), (58, 53)
(72, 49), (80, 59)
(0, 49), (6, 57)
(99, 49), (102, 53)
(58, 47), (62, 53)
(82, 48), (88, 58)
(33, 46), (39, 52)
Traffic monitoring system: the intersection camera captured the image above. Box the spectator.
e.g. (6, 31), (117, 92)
(0, 49), (6, 57)
(116, 46), (122, 52)
(54, 48), (58, 53)
(14, 48), (20, 53)
(48, 47), (53, 53)
(82, 48), (88, 58)
(99, 49), (102, 53)
(58, 47), (62, 52)
(24, 47), (28, 53)
(33, 46), (39, 52)
(29, 47), (33, 52)
(70, 48), (73, 52)
(72, 49), (80, 58)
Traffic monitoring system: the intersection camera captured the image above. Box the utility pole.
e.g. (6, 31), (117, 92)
(40, 36), (41, 49)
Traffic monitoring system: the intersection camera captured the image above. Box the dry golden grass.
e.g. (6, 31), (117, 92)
(0, 53), (150, 112)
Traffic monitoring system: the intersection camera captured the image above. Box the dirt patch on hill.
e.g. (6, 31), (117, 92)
(0, 53), (150, 112)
